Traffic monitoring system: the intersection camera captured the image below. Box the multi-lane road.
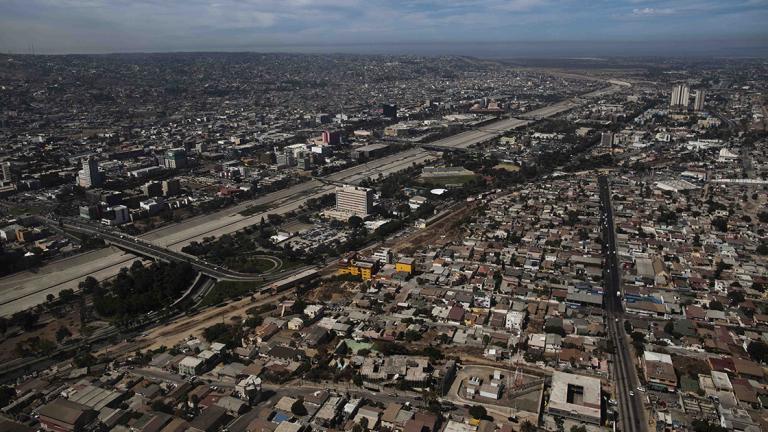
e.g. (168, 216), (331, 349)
(58, 219), (299, 281)
(599, 175), (646, 432)
(0, 148), (436, 316)
(427, 83), (628, 149)
(0, 79), (630, 316)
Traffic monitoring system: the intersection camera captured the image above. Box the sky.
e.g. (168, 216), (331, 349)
(0, 0), (767, 56)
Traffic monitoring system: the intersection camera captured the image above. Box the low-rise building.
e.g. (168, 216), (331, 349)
(547, 371), (602, 425)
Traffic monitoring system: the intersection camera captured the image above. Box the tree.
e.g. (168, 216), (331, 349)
(405, 330), (422, 342)
(691, 419), (728, 432)
(348, 215), (363, 228)
(291, 398), (308, 416)
(78, 276), (100, 294)
(544, 325), (566, 337)
(727, 291), (745, 306)
(711, 217), (728, 232)
(151, 400), (173, 414)
(0, 385), (16, 408)
(570, 426), (587, 432)
(468, 405), (487, 420)
(74, 352), (97, 368)
(631, 331), (646, 354)
(55, 326), (72, 343)
(264, 214), (283, 227)
(12, 310), (38, 330)
(664, 321), (675, 335)
(708, 300), (724, 311)
(623, 320), (633, 333)
(520, 420), (538, 432)
(59, 288), (76, 303)
(747, 341), (768, 364)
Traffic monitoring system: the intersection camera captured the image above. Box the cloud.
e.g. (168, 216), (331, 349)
(0, 0), (765, 54)
(631, 7), (677, 16)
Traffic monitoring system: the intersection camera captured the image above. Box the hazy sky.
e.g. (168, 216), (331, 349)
(1, 0), (767, 55)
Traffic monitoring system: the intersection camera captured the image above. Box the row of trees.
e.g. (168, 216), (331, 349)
(92, 260), (196, 318)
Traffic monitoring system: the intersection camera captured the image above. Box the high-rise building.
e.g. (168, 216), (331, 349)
(1, 162), (11, 182)
(296, 151), (312, 170)
(276, 151), (295, 168)
(78, 156), (103, 188)
(600, 132), (614, 148)
(165, 148), (188, 169)
(381, 103), (398, 120)
(670, 84), (690, 109)
(322, 129), (342, 145)
(141, 181), (163, 197)
(694, 90), (705, 112)
(336, 185), (373, 217)
(162, 179), (181, 197)
(102, 205), (130, 226)
(316, 113), (331, 124)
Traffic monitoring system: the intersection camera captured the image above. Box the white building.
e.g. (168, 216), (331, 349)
(670, 84), (690, 109)
(335, 185), (373, 217)
(178, 356), (205, 376)
(547, 371), (602, 424)
(101, 205), (129, 226)
(78, 156), (103, 188)
(1, 162), (11, 182)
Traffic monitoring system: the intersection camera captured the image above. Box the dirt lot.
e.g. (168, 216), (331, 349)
(100, 287), (297, 357)
(0, 305), (86, 363)
(390, 202), (476, 255)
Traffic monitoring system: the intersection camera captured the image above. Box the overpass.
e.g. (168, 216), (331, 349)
(0, 77), (630, 316)
(59, 219), (310, 283)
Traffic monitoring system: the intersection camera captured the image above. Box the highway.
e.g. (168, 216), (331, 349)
(599, 175), (645, 432)
(57, 219), (299, 281)
(426, 83), (626, 149)
(0, 79), (629, 315)
(0, 148), (435, 316)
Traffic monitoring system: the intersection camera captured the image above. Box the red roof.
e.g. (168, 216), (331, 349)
(447, 305), (465, 322)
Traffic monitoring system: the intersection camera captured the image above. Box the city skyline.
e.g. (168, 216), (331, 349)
(0, 0), (767, 56)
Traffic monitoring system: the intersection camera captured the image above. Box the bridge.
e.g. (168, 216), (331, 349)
(58, 218), (309, 282)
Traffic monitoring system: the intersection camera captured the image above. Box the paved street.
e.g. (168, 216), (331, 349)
(599, 175), (646, 432)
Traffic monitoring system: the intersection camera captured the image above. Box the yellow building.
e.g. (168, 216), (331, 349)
(395, 258), (414, 274)
(338, 259), (376, 280)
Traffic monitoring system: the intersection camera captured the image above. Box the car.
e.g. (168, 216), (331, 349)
(637, 386), (646, 392)
(629, 391), (634, 397)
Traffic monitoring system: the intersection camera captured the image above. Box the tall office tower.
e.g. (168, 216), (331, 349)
(670, 84), (690, 109)
(296, 151), (312, 170)
(381, 103), (398, 120)
(1, 162), (11, 182)
(165, 148), (188, 169)
(600, 132), (614, 148)
(322, 129), (342, 145)
(141, 181), (163, 197)
(336, 185), (373, 217)
(276, 151), (295, 168)
(78, 156), (103, 188)
(162, 179), (181, 197)
(694, 90), (705, 112)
